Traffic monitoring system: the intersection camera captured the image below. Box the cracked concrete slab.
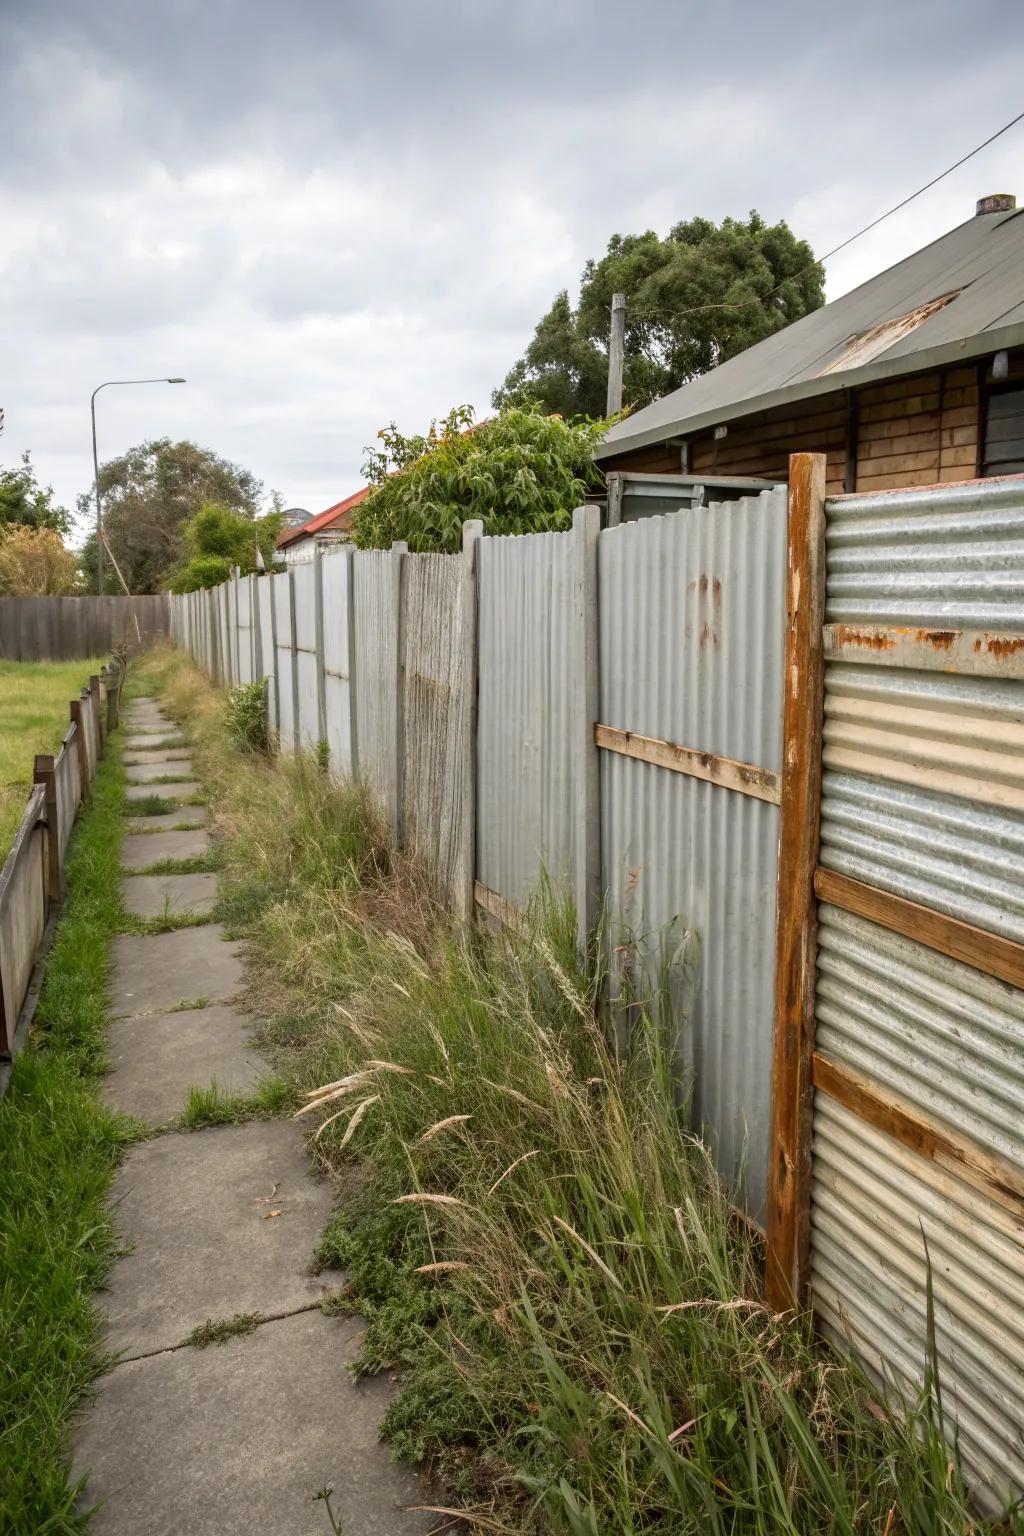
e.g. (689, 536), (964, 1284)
(110, 925), (243, 1015)
(125, 759), (196, 783)
(121, 871), (217, 918)
(124, 805), (209, 831)
(123, 746), (192, 764)
(123, 780), (201, 804)
(100, 1121), (342, 1357)
(121, 732), (186, 750)
(103, 1004), (262, 1124)
(73, 1309), (439, 1536)
(120, 828), (210, 870)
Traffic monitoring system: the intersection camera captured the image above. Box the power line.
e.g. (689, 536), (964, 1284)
(625, 107), (1024, 326)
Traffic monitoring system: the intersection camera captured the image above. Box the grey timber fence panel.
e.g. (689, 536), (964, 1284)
(401, 552), (470, 907)
(476, 529), (575, 911)
(598, 488), (788, 1222)
(352, 549), (400, 823)
(0, 787), (48, 1055)
(0, 595), (169, 660)
(271, 571), (297, 749)
(54, 728), (80, 863)
(321, 551), (353, 774)
(235, 576), (255, 685)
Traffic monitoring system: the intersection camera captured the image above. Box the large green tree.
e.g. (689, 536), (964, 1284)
(77, 438), (266, 594)
(493, 211), (825, 418)
(168, 502), (284, 592)
(0, 453), (71, 534)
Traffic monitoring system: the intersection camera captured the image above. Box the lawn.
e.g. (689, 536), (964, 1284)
(0, 659), (106, 860)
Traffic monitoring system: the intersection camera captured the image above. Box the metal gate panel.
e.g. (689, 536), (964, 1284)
(599, 488), (788, 1219)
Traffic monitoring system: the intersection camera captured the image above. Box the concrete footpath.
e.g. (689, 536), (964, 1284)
(74, 697), (439, 1536)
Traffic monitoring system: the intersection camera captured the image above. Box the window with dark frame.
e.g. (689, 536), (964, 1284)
(982, 384), (1024, 475)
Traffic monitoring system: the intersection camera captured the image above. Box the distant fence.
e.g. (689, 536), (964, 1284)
(0, 595), (169, 661)
(0, 664), (122, 1064)
(170, 460), (1024, 1513)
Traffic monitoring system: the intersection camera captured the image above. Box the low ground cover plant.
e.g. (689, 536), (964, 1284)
(135, 645), (1018, 1535)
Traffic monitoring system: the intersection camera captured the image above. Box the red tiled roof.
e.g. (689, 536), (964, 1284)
(276, 485), (370, 550)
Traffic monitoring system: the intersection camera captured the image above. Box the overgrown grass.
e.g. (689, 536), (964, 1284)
(178, 1075), (293, 1129)
(0, 657), (106, 858)
(135, 647), (1019, 1535)
(184, 1312), (263, 1348)
(0, 739), (133, 1534)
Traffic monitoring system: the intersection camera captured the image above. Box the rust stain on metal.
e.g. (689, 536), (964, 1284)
(685, 574), (723, 650)
(831, 625), (896, 652)
(974, 634), (1024, 658)
(917, 628), (957, 651)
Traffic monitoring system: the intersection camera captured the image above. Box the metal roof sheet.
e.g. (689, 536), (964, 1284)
(598, 208), (1024, 460)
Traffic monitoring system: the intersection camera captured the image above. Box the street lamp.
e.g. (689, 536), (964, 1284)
(91, 376), (186, 593)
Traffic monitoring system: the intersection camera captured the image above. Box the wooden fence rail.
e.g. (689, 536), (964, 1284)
(0, 661), (122, 1064)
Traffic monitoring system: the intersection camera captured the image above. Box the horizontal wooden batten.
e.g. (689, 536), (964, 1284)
(595, 724), (781, 804)
(473, 880), (526, 932)
(814, 867), (1024, 990)
(824, 624), (1024, 680)
(812, 1053), (1024, 1214)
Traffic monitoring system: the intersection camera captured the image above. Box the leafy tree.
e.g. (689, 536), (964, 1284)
(0, 453), (71, 534)
(77, 438), (266, 594)
(494, 212), (825, 418)
(354, 405), (605, 553)
(0, 526), (79, 595)
(168, 502), (284, 592)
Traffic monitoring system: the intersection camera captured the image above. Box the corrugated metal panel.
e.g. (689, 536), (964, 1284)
(255, 577), (277, 733)
(476, 530), (575, 908)
(272, 571), (296, 749)
(291, 560), (320, 749)
(825, 477), (1024, 629)
(810, 1093), (1024, 1514)
(816, 903), (1024, 1165)
(321, 550), (352, 775)
(599, 488), (788, 1219)
(814, 478), (1024, 1511)
(402, 553), (468, 903)
(235, 576), (254, 684)
(352, 549), (398, 819)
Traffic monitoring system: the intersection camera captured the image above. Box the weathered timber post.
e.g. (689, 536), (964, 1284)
(572, 505), (602, 954)
(33, 754), (63, 902)
(766, 452), (827, 1311)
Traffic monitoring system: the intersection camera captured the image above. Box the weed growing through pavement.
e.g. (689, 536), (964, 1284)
(178, 1076), (293, 1129)
(185, 1312), (264, 1348)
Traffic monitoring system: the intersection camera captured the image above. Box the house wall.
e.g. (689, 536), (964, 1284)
(599, 355), (1020, 494)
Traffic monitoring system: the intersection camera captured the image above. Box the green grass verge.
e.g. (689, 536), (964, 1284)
(0, 740), (134, 1534)
(0, 657), (107, 860)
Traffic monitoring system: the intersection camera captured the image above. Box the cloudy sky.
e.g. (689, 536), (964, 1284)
(1, 0), (1021, 535)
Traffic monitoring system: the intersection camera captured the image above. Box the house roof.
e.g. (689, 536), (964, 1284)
(597, 205), (1024, 461)
(275, 485), (370, 549)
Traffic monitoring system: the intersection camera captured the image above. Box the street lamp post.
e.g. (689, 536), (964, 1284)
(92, 377), (186, 594)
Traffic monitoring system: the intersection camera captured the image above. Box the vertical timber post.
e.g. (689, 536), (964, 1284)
(572, 504), (602, 954)
(391, 541), (408, 848)
(605, 472), (623, 529)
(766, 452), (827, 1312)
(458, 520), (483, 921)
(313, 543), (327, 747)
(70, 698), (90, 801)
(346, 546), (359, 779)
(34, 753), (62, 902)
(606, 291), (626, 417)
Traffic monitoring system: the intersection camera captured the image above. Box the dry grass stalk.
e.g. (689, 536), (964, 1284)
(414, 1114), (472, 1146)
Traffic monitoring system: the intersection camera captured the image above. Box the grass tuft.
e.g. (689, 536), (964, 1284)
(178, 1075), (293, 1129)
(184, 1312), (263, 1348)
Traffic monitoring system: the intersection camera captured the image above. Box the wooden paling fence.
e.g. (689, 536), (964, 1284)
(0, 595), (169, 661)
(0, 663), (122, 1063)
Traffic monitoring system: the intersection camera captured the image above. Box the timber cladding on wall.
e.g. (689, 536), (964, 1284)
(854, 365), (979, 491)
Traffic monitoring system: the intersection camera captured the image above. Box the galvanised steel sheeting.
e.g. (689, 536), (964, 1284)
(352, 550), (398, 820)
(599, 490), (787, 1220)
(810, 1092), (1024, 1512)
(825, 478), (1024, 629)
(291, 560), (320, 750)
(820, 769), (1024, 943)
(823, 662), (1024, 813)
(321, 550), (352, 774)
(816, 904), (1024, 1164)
(235, 577), (254, 685)
(476, 529), (575, 908)
(272, 570), (296, 749)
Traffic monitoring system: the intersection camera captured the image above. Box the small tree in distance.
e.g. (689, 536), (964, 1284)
(168, 502), (284, 592)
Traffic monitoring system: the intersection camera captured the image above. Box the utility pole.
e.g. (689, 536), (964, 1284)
(606, 291), (626, 417)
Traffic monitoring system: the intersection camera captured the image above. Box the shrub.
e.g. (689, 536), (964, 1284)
(224, 680), (269, 755)
(353, 404), (606, 553)
(0, 525), (79, 595)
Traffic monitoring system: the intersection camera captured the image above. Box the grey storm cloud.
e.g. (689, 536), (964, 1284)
(1, 0), (1021, 528)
